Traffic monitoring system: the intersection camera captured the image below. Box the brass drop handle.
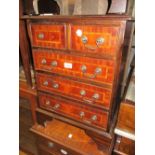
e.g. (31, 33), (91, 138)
(80, 90), (86, 96)
(45, 100), (50, 105)
(53, 103), (60, 110)
(92, 93), (100, 100)
(91, 115), (97, 121)
(79, 111), (85, 118)
(43, 81), (48, 86)
(81, 65), (87, 72)
(38, 33), (44, 39)
(48, 142), (54, 148)
(96, 37), (105, 45)
(52, 83), (59, 89)
(81, 35), (104, 50)
(41, 58), (47, 64)
(51, 60), (57, 67)
(81, 65), (102, 79)
(81, 36), (88, 44)
(95, 67), (102, 74)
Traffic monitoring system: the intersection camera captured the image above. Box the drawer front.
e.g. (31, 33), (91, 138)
(37, 136), (81, 155)
(70, 24), (121, 56)
(33, 50), (115, 85)
(38, 92), (108, 129)
(36, 73), (112, 109)
(30, 24), (66, 49)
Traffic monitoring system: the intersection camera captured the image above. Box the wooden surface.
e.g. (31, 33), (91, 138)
(19, 97), (37, 155)
(115, 101), (135, 140)
(36, 72), (112, 110)
(19, 81), (37, 123)
(24, 15), (131, 153)
(33, 49), (115, 86)
(31, 119), (107, 155)
(31, 24), (66, 49)
(38, 92), (109, 130)
(19, 0), (32, 87)
(113, 136), (135, 155)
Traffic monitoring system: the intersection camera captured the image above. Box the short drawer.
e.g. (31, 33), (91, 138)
(37, 136), (80, 155)
(38, 92), (109, 130)
(70, 24), (122, 56)
(30, 24), (66, 49)
(36, 73), (112, 110)
(33, 50), (115, 85)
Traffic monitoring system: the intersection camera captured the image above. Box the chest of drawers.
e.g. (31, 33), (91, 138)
(25, 15), (130, 154)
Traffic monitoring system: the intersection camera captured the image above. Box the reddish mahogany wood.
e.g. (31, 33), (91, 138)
(38, 92), (109, 130)
(113, 136), (135, 155)
(36, 72), (112, 110)
(33, 49), (115, 86)
(70, 24), (122, 56)
(30, 24), (66, 49)
(19, 81), (37, 123)
(23, 15), (131, 153)
(19, 0), (32, 87)
(31, 119), (107, 155)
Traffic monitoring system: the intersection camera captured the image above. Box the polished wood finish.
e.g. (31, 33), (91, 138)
(24, 14), (131, 154)
(38, 92), (109, 130)
(115, 101), (135, 137)
(33, 49), (115, 85)
(113, 136), (135, 155)
(31, 119), (107, 155)
(19, 81), (38, 155)
(19, 81), (37, 123)
(30, 24), (66, 49)
(70, 24), (123, 56)
(19, 0), (32, 87)
(36, 72), (112, 110)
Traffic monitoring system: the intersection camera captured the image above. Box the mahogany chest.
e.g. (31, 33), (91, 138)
(24, 15), (130, 154)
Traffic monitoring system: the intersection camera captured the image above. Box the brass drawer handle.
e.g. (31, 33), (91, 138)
(91, 115), (97, 121)
(41, 58), (47, 64)
(38, 33), (44, 39)
(52, 83), (59, 89)
(60, 149), (68, 155)
(96, 37), (105, 45)
(81, 36), (88, 44)
(79, 111), (85, 118)
(51, 60), (57, 67)
(81, 65), (102, 79)
(45, 100), (50, 105)
(80, 89), (86, 96)
(53, 103), (60, 110)
(81, 35), (104, 50)
(92, 93), (100, 100)
(43, 81), (48, 86)
(47, 142), (54, 148)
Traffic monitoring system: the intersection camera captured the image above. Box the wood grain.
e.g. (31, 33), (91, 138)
(31, 24), (66, 49)
(38, 92), (109, 130)
(36, 72), (112, 110)
(33, 49), (115, 86)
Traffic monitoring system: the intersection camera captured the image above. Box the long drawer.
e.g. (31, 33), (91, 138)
(38, 92), (109, 130)
(33, 50), (115, 85)
(70, 24), (122, 56)
(36, 73), (112, 110)
(30, 24), (66, 49)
